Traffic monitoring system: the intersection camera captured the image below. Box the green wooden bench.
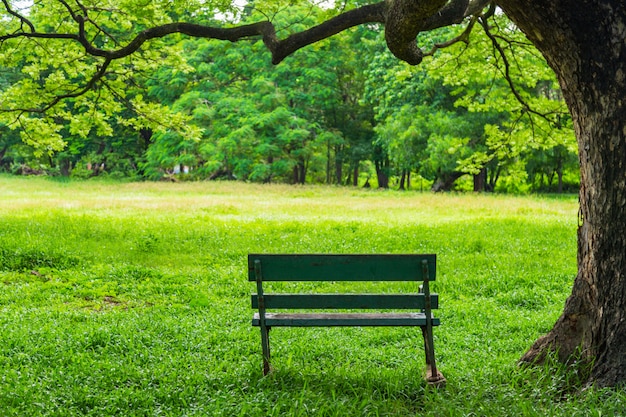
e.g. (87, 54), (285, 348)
(249, 254), (444, 384)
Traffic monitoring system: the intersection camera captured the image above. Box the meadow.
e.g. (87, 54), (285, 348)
(0, 175), (623, 416)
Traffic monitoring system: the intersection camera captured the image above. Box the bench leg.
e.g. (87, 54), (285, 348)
(421, 326), (445, 386)
(260, 325), (271, 375)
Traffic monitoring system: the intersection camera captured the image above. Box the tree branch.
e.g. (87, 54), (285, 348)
(1, 58), (112, 113)
(0, 0), (494, 115)
(266, 3), (387, 64)
(384, 0), (449, 64)
(1, 0), (35, 33)
(423, 0), (492, 30)
(56, 0), (81, 22)
(1, 1), (492, 64)
(382, 0), (492, 64)
(423, 15), (478, 57)
(479, 14), (557, 122)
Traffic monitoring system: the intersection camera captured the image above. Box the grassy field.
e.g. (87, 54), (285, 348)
(0, 175), (623, 416)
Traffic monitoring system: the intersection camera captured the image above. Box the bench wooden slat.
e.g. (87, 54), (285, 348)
(253, 312), (441, 327)
(252, 294), (439, 310)
(248, 254), (436, 282)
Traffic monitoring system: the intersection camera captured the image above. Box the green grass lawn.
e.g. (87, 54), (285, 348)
(0, 175), (623, 416)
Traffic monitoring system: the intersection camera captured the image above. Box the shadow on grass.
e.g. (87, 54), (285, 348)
(249, 361), (438, 415)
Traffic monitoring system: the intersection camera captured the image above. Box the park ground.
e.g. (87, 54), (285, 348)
(0, 175), (624, 416)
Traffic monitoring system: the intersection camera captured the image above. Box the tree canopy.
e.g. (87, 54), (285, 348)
(0, 1), (575, 191)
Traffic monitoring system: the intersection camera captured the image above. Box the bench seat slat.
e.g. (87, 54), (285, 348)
(253, 312), (441, 327)
(252, 294), (438, 309)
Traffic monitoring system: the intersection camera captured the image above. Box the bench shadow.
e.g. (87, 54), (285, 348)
(254, 363), (441, 412)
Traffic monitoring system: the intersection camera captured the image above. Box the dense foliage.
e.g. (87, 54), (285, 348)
(0, 2), (577, 192)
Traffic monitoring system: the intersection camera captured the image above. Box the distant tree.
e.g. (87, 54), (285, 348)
(139, 4), (375, 184)
(525, 144), (578, 193)
(366, 13), (574, 192)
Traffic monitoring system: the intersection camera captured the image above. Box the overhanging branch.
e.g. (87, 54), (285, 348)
(384, 0), (492, 64)
(1, 58), (112, 113)
(1, 0), (492, 64)
(479, 13), (560, 123)
(0, 0), (493, 114)
(423, 15), (478, 57)
(1, 0), (35, 32)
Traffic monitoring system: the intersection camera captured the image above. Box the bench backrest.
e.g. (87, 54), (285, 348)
(248, 254), (436, 282)
(249, 254), (437, 311)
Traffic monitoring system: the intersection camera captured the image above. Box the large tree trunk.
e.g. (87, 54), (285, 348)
(498, 0), (626, 387)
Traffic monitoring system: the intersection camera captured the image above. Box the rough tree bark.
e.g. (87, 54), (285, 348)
(496, 0), (626, 387)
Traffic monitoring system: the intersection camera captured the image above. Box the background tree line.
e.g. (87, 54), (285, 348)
(0, 2), (577, 192)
